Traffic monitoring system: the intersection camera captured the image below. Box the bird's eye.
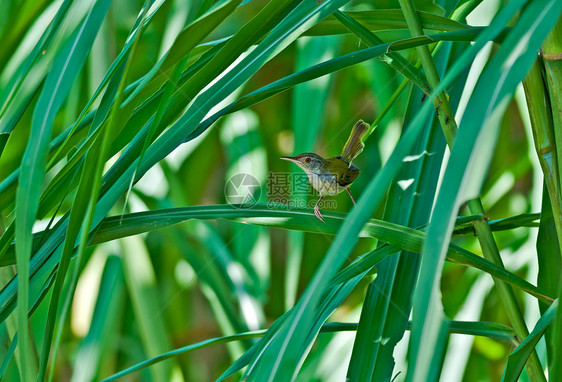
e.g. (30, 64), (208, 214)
(304, 157), (311, 163)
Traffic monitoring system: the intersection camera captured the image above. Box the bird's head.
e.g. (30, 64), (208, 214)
(281, 153), (326, 174)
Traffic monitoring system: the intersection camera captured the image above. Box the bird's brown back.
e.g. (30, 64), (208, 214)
(325, 156), (360, 187)
(338, 166), (360, 187)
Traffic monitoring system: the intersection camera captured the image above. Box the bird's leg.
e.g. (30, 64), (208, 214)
(314, 195), (325, 223)
(346, 187), (356, 206)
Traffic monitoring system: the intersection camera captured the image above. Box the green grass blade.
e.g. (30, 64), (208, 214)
(71, 255), (124, 382)
(21, 206), (556, 304)
(408, 0), (562, 380)
(14, 0), (112, 379)
(307, 9), (469, 36)
(120, 0), (243, 107)
(36, 2), (155, 376)
(102, 330), (270, 382)
(0, 205), (553, 330)
(535, 185), (561, 376)
(100, 317), (517, 381)
(334, 10), (430, 94)
(346, 32), (464, 379)
(445, 320), (516, 344)
(0, 330), (17, 378)
(120, 236), (177, 382)
(502, 300), (559, 382)
(38, 62), (122, 382)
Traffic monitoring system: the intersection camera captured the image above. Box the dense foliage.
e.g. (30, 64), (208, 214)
(0, 0), (561, 380)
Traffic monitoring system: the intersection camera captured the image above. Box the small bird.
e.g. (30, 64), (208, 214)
(281, 120), (369, 222)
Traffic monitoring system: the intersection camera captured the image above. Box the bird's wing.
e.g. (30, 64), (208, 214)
(337, 168), (360, 187)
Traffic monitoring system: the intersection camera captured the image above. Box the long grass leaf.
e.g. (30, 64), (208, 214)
(409, 0), (562, 380)
(307, 9), (469, 36)
(120, 236), (176, 382)
(346, 33), (462, 380)
(0, 205), (553, 331)
(100, 317), (516, 381)
(14, 0), (112, 379)
(71, 255), (124, 382)
(334, 10), (430, 94)
(502, 300), (558, 382)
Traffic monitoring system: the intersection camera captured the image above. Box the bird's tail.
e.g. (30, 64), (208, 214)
(341, 120), (369, 163)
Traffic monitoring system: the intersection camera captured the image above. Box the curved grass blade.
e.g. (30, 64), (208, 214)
(120, 0), (243, 107)
(307, 9), (469, 36)
(502, 300), (558, 382)
(37, 4), (153, 377)
(100, 318), (516, 381)
(14, 0), (112, 378)
(0, 205), (553, 331)
(0, 266), (58, 378)
(347, 35), (461, 380)
(0, 331), (17, 378)
(536, 182), (562, 377)
(334, 10), (430, 94)
(454, 212), (540, 235)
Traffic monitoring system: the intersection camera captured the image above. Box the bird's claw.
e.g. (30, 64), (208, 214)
(314, 204), (325, 223)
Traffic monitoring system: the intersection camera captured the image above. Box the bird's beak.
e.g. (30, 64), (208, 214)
(281, 156), (299, 163)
